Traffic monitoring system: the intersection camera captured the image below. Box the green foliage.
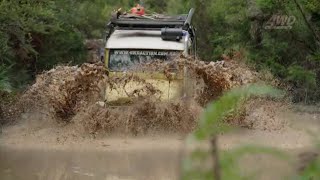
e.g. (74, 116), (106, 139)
(172, 0), (251, 60)
(287, 65), (317, 89)
(0, 0), (87, 89)
(295, 133), (320, 180)
(0, 65), (12, 93)
(255, 0), (319, 103)
(183, 84), (288, 180)
(219, 145), (290, 180)
(65, 0), (114, 38)
(304, 0), (320, 12)
(165, 0), (320, 103)
(299, 158), (320, 180)
(144, 0), (167, 13)
(0, 31), (13, 64)
(166, 0), (191, 14)
(309, 51), (320, 62)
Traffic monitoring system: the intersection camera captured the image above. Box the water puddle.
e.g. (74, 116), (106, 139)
(0, 146), (181, 180)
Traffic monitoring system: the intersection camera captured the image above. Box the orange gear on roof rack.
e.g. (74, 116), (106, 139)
(131, 4), (145, 16)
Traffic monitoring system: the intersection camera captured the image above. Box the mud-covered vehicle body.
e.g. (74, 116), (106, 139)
(104, 9), (196, 104)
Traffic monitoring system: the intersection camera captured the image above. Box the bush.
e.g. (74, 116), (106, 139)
(0, 65), (11, 93)
(0, 0), (87, 89)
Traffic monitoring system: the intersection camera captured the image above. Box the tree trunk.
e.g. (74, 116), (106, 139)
(247, 0), (265, 48)
(211, 136), (221, 180)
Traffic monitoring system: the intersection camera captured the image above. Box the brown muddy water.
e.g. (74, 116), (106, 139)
(0, 147), (181, 180)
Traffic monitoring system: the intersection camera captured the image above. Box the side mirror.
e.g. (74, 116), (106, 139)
(99, 48), (105, 62)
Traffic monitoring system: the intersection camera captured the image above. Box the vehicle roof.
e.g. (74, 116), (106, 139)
(106, 30), (185, 51)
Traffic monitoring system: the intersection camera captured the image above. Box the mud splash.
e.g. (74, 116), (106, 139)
(19, 63), (106, 122)
(74, 99), (201, 135)
(16, 58), (261, 135)
(183, 58), (257, 105)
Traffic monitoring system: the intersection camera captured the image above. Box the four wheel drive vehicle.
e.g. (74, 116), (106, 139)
(103, 7), (196, 105)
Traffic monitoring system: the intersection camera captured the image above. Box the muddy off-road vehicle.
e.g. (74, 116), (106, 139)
(103, 6), (196, 104)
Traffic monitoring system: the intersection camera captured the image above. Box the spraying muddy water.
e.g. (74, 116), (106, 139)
(6, 59), (256, 135)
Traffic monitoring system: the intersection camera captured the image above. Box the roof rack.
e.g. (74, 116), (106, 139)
(108, 8), (195, 30)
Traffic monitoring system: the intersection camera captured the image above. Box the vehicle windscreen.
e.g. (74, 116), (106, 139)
(108, 49), (180, 72)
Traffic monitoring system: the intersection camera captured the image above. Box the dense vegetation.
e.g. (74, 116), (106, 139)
(0, 0), (319, 103)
